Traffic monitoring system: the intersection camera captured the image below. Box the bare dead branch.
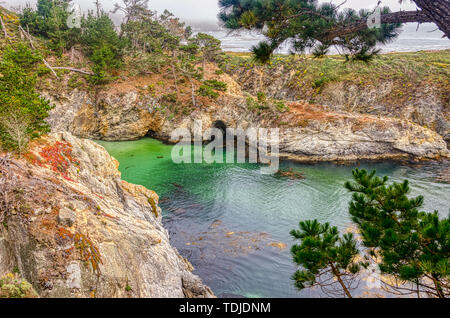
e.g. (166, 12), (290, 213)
(51, 67), (94, 76)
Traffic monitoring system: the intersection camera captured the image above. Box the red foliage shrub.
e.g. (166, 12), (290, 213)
(39, 142), (79, 181)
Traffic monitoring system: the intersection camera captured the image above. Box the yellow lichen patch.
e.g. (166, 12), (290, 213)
(122, 181), (159, 208)
(430, 62), (448, 68)
(147, 196), (159, 218)
(74, 233), (102, 275)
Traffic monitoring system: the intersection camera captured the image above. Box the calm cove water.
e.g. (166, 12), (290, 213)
(97, 138), (450, 298)
(199, 23), (450, 54)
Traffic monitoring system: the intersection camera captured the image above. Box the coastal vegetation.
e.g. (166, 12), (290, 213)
(290, 219), (365, 298)
(223, 50), (450, 90)
(17, 0), (225, 88)
(0, 43), (52, 153)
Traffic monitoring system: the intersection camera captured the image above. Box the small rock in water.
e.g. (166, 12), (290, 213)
(276, 168), (304, 180)
(159, 197), (170, 204)
(171, 208), (186, 215)
(209, 220), (223, 229)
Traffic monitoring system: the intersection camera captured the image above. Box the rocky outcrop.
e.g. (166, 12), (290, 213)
(46, 81), (448, 161)
(0, 132), (214, 298)
(227, 62), (450, 142)
(277, 113), (448, 162)
(316, 82), (449, 141)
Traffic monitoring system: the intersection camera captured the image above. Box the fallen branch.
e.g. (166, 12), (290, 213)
(42, 59), (60, 79)
(19, 25), (35, 49)
(52, 67), (94, 76)
(18, 25), (94, 78)
(0, 15), (9, 38)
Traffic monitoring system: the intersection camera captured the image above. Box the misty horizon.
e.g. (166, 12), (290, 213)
(3, 0), (448, 52)
(6, 0), (419, 26)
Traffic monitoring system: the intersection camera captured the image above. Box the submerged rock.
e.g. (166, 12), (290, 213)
(276, 168), (305, 180)
(0, 132), (214, 298)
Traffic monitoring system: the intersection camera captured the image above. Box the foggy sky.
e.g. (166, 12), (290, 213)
(6, 0), (418, 23)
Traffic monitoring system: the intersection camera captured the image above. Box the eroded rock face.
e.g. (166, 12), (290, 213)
(276, 108), (448, 161)
(0, 132), (214, 298)
(228, 65), (449, 142)
(46, 84), (448, 161)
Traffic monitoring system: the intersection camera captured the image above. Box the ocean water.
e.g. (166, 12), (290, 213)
(97, 138), (450, 298)
(195, 23), (450, 54)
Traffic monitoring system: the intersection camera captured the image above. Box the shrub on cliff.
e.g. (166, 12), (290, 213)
(0, 273), (38, 298)
(0, 43), (53, 153)
(80, 11), (125, 84)
(190, 33), (223, 73)
(197, 85), (219, 100)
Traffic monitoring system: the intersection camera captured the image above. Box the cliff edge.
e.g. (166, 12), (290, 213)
(0, 132), (214, 298)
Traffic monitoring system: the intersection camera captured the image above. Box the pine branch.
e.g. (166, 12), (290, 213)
(323, 10), (433, 41)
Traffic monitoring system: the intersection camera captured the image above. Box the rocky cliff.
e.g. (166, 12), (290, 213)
(0, 132), (214, 298)
(44, 66), (448, 162)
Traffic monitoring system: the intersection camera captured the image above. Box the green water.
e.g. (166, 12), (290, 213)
(97, 138), (450, 298)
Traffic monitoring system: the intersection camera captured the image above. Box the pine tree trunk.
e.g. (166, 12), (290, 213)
(172, 64), (179, 94)
(172, 51), (179, 95)
(431, 275), (446, 298)
(202, 58), (206, 77)
(189, 78), (196, 107)
(0, 15), (8, 38)
(324, 2), (450, 40)
(413, 0), (450, 38)
(70, 47), (74, 63)
(330, 263), (353, 298)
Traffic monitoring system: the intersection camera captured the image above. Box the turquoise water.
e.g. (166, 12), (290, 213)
(97, 138), (450, 298)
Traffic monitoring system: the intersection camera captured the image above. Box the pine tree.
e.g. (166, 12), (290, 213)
(80, 11), (124, 83)
(290, 220), (366, 298)
(345, 169), (449, 298)
(20, 0), (79, 55)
